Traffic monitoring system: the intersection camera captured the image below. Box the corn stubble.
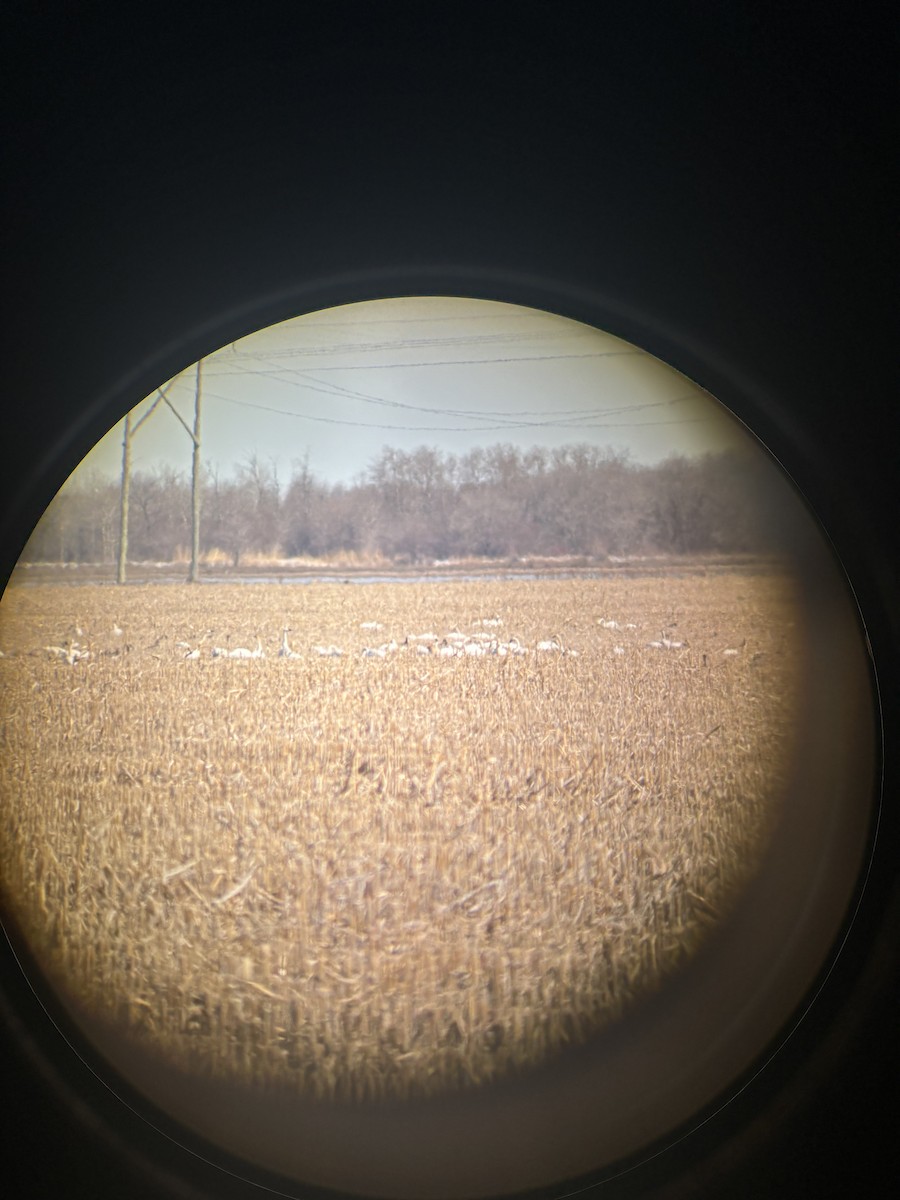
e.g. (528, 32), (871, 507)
(0, 574), (801, 1102)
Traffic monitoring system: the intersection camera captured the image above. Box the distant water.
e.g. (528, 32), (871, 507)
(8, 559), (777, 587)
(199, 573), (556, 586)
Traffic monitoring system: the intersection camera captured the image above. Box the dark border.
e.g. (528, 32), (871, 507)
(2, 8), (897, 1199)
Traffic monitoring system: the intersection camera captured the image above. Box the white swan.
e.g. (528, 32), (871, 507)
(279, 627), (303, 659)
(214, 637), (265, 659)
(463, 640), (489, 656)
(362, 638), (398, 658)
(45, 640), (90, 665)
(536, 634), (563, 652)
(647, 633), (685, 650)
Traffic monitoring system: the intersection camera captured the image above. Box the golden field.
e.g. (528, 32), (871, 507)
(0, 572), (803, 1101)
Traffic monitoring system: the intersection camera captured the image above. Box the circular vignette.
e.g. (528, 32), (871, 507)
(0, 273), (884, 1200)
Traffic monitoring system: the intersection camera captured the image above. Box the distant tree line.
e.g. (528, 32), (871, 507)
(19, 443), (800, 566)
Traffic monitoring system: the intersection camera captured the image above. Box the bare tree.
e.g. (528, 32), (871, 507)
(128, 467), (191, 561)
(237, 453), (282, 556)
(15, 441), (794, 568)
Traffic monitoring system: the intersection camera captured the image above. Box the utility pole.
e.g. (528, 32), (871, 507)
(116, 411), (133, 584)
(115, 375), (189, 584)
(188, 359), (203, 582)
(155, 366), (204, 582)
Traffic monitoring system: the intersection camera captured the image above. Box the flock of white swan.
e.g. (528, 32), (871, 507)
(252, 625), (576, 661)
(16, 617), (752, 666)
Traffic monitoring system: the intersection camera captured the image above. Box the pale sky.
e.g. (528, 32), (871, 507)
(75, 297), (751, 489)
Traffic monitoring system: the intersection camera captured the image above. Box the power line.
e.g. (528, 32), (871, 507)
(207, 354), (538, 426)
(211, 391), (712, 433)
(200, 347), (684, 426)
(208, 348), (641, 373)
(225, 327), (599, 359)
(284, 371), (696, 427)
(141, 343), (716, 456)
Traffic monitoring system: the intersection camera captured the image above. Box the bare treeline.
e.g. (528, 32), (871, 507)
(21, 443), (797, 565)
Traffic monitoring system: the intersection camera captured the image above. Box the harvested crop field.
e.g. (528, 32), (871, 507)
(0, 572), (804, 1101)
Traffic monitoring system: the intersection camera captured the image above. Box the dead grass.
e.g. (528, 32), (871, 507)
(0, 573), (803, 1101)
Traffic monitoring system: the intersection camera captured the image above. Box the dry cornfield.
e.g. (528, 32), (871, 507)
(0, 571), (804, 1102)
